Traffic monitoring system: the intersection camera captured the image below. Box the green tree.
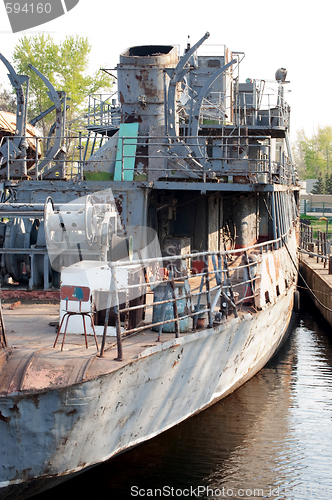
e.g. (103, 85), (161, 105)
(312, 173), (325, 194)
(12, 34), (113, 142)
(0, 84), (16, 113)
(294, 126), (332, 180)
(325, 172), (332, 194)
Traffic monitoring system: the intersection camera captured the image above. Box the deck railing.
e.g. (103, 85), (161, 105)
(300, 222), (331, 262)
(300, 222), (313, 251)
(316, 230), (329, 264)
(100, 227), (296, 358)
(112, 133), (296, 186)
(87, 93), (119, 128)
(299, 223), (332, 272)
(0, 132), (297, 186)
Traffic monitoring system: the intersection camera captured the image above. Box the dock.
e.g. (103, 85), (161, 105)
(299, 252), (332, 326)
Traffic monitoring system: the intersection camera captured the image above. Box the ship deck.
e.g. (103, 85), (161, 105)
(0, 251), (264, 397)
(0, 299), (168, 395)
(0, 282), (253, 397)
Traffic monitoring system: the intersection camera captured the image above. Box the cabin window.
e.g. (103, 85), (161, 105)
(208, 59), (221, 68)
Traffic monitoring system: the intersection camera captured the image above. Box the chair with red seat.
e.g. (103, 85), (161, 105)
(54, 285), (99, 351)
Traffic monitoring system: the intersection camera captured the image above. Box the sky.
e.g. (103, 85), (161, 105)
(0, 0), (331, 142)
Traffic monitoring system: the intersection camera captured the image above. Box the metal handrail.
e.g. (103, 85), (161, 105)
(111, 225), (294, 271)
(0, 132), (296, 185)
(99, 225), (296, 357)
(300, 248), (328, 261)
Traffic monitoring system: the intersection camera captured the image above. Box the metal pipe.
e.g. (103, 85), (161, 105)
(193, 272), (205, 329)
(163, 71), (168, 133)
(299, 248), (328, 261)
(0, 248), (47, 254)
(100, 288), (111, 357)
(119, 309), (212, 338)
(271, 192), (278, 249)
(7, 140), (10, 181)
(111, 232), (292, 269)
(169, 269), (179, 338)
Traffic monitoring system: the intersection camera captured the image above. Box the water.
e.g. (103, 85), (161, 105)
(33, 294), (332, 500)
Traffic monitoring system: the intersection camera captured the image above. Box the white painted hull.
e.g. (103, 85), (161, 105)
(0, 280), (295, 499)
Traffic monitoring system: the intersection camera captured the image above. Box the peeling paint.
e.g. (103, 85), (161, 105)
(0, 411), (10, 423)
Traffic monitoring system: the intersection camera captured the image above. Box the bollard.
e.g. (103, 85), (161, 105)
(329, 255), (332, 275)
(308, 242), (315, 257)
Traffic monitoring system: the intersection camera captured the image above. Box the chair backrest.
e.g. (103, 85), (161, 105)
(60, 285), (90, 303)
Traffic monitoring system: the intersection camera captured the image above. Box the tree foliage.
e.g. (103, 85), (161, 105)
(12, 34), (113, 140)
(0, 84), (16, 113)
(325, 172), (332, 194)
(311, 173), (325, 194)
(294, 126), (332, 185)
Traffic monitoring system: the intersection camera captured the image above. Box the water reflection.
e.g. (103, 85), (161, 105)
(34, 295), (332, 500)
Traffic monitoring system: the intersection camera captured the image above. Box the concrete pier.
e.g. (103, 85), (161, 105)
(299, 253), (332, 326)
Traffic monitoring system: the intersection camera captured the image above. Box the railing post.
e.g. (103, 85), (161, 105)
(193, 272), (205, 330)
(211, 254), (222, 312)
(100, 263), (123, 360)
(268, 140), (271, 182)
(169, 266), (179, 338)
(222, 254), (238, 318)
(79, 131), (83, 180)
(204, 258), (213, 328)
(121, 137), (125, 181)
(0, 285), (7, 348)
(244, 250), (254, 301)
(112, 264), (123, 361)
(35, 136), (39, 180)
(157, 278), (172, 341)
(7, 139), (10, 181)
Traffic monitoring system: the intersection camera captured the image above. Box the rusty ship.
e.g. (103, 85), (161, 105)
(0, 33), (299, 499)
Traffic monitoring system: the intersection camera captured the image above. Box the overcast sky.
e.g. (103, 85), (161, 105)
(0, 0), (331, 142)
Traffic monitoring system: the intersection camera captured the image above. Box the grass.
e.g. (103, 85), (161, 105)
(300, 214), (331, 239)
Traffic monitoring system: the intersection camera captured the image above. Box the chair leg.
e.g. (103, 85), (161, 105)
(54, 313), (67, 348)
(61, 314), (71, 351)
(82, 315), (89, 349)
(55, 311), (97, 351)
(90, 316), (99, 351)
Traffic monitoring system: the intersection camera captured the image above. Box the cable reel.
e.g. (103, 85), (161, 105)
(44, 195), (120, 269)
(44, 195), (99, 249)
(3, 218), (33, 282)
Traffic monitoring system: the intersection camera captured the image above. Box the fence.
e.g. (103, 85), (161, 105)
(300, 222), (332, 272)
(302, 201), (332, 216)
(300, 222), (313, 251)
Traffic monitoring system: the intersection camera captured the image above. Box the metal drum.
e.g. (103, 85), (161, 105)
(152, 280), (191, 333)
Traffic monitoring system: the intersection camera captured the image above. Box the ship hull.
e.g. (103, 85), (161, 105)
(0, 281), (295, 499)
